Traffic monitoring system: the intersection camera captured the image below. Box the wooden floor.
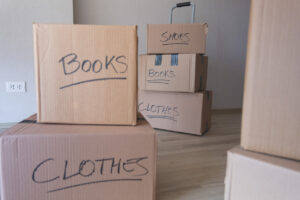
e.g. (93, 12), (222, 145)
(156, 110), (241, 200)
(0, 110), (241, 200)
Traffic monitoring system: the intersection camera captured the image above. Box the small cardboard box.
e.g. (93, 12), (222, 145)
(147, 23), (208, 54)
(138, 54), (208, 92)
(138, 90), (212, 135)
(0, 115), (157, 200)
(33, 24), (137, 125)
(241, 0), (300, 160)
(225, 146), (300, 200)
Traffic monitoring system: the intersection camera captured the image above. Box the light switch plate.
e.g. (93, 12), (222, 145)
(5, 81), (26, 93)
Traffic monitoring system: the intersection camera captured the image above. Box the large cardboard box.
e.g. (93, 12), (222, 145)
(0, 115), (156, 200)
(241, 0), (300, 160)
(147, 24), (208, 54)
(225, 146), (300, 200)
(33, 24), (137, 125)
(138, 90), (212, 135)
(138, 54), (208, 92)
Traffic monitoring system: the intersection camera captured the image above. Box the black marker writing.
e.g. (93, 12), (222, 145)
(148, 69), (175, 78)
(138, 102), (179, 122)
(59, 77), (127, 89)
(58, 53), (128, 89)
(32, 158), (60, 183)
(147, 69), (176, 84)
(160, 31), (191, 45)
(59, 53), (128, 75)
(32, 156), (149, 193)
(58, 53), (80, 75)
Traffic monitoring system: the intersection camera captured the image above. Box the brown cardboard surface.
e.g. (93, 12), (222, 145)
(147, 24), (208, 54)
(138, 54), (208, 92)
(0, 115), (156, 200)
(33, 24), (137, 125)
(241, 0), (300, 160)
(138, 90), (212, 135)
(225, 146), (300, 200)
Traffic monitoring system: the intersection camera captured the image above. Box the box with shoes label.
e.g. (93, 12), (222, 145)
(147, 23), (208, 54)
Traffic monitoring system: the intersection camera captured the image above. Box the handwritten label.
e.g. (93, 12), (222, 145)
(58, 53), (128, 89)
(32, 156), (148, 193)
(160, 31), (191, 45)
(139, 102), (179, 121)
(146, 68), (175, 85)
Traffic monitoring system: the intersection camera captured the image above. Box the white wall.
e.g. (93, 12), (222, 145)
(74, 0), (250, 109)
(0, 0), (250, 122)
(0, 0), (73, 123)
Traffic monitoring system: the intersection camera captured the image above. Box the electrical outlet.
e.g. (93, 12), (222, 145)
(5, 81), (26, 93)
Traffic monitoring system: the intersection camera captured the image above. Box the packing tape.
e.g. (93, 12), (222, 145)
(171, 54), (178, 66)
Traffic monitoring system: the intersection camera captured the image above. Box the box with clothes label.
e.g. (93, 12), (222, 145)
(138, 90), (212, 135)
(0, 115), (157, 200)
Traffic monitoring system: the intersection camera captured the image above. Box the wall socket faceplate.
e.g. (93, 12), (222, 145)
(5, 81), (26, 93)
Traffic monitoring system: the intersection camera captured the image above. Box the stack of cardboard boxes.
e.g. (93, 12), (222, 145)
(138, 2), (212, 136)
(0, 24), (157, 200)
(225, 0), (300, 199)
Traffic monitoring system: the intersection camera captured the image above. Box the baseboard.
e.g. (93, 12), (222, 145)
(0, 122), (17, 129)
(212, 108), (242, 114)
(0, 109), (242, 128)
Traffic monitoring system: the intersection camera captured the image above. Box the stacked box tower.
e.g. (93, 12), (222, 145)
(0, 24), (157, 200)
(138, 2), (212, 135)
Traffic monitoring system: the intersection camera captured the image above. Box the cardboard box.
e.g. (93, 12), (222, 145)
(147, 24), (208, 54)
(33, 24), (137, 125)
(138, 90), (212, 135)
(138, 54), (208, 92)
(225, 146), (300, 200)
(241, 0), (300, 160)
(0, 115), (157, 200)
